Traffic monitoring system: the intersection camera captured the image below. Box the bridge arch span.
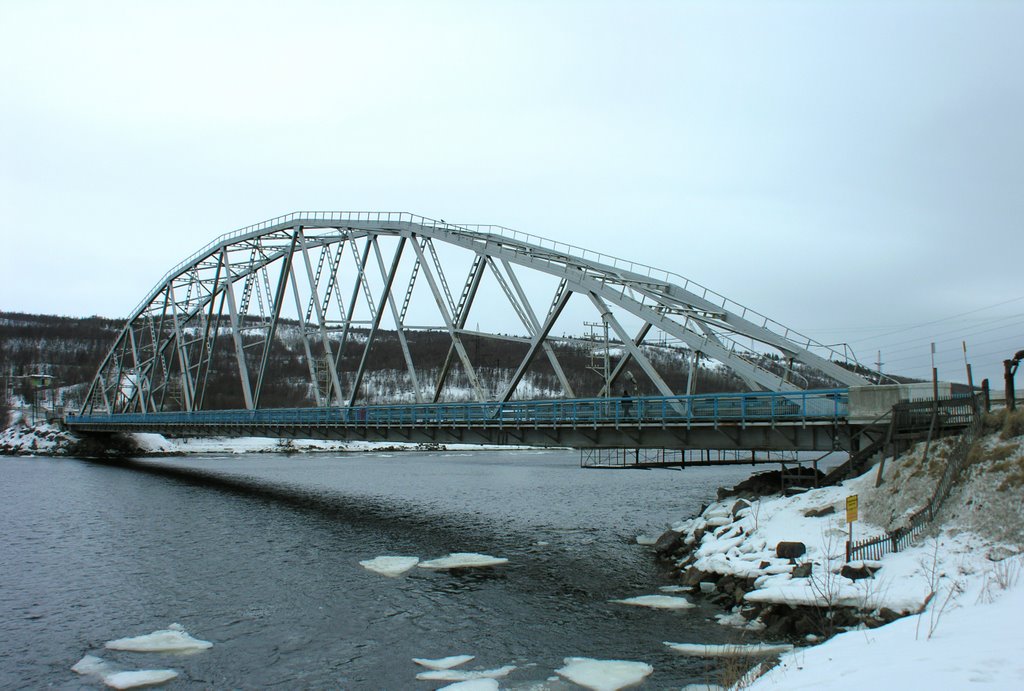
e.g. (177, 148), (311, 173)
(80, 212), (870, 415)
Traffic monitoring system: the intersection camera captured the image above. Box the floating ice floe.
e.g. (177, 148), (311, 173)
(415, 665), (516, 681)
(714, 611), (765, 631)
(105, 623), (213, 652)
(104, 669), (179, 689)
(359, 556), (420, 576)
(658, 584), (693, 593)
(413, 654), (475, 670)
(610, 594), (695, 610)
(663, 642), (794, 657)
(417, 553), (509, 570)
(437, 680), (500, 691)
(72, 656), (109, 676)
(555, 657), (653, 691)
(72, 655), (178, 689)
(635, 535), (658, 546)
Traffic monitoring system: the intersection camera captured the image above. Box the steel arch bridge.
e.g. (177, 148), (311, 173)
(70, 212), (876, 449)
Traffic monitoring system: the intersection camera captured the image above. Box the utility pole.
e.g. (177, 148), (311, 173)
(584, 320), (611, 397)
(962, 341), (974, 391)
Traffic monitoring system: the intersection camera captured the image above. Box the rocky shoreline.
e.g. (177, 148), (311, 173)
(652, 490), (903, 642)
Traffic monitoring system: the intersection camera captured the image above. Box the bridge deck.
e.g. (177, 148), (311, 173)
(67, 389), (856, 451)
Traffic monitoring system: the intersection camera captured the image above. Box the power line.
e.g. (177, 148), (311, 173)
(885, 336), (1024, 369)
(869, 315), (1024, 358)
(843, 294), (1024, 346)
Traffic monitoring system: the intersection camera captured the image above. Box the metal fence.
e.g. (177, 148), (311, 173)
(847, 395), (983, 562)
(68, 388), (850, 431)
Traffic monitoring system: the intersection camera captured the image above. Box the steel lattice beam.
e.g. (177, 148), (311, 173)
(81, 212), (872, 416)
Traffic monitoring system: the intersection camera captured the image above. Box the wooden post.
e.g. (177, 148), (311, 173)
(1006, 360), (1016, 412)
(962, 341), (974, 390)
(982, 378), (990, 412)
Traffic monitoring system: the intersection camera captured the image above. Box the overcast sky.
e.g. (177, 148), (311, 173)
(2, 0), (1021, 386)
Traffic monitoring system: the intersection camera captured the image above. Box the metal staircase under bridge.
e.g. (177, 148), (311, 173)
(577, 393), (980, 498)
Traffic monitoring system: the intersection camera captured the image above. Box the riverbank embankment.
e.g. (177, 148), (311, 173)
(653, 408), (1024, 688)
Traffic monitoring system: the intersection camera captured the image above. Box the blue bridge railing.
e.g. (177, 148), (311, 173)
(68, 389), (849, 430)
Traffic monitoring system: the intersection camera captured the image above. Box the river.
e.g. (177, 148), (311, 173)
(0, 449), (769, 689)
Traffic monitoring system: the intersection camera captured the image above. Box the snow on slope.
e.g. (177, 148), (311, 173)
(663, 428), (1024, 689)
(745, 554), (1024, 689)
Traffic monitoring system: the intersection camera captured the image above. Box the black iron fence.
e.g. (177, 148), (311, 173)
(847, 395), (983, 562)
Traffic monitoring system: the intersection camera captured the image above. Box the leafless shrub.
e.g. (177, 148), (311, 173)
(978, 558), (1022, 604)
(915, 539), (964, 639)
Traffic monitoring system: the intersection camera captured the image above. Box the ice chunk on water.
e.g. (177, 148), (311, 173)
(635, 535), (658, 546)
(418, 553), (509, 570)
(104, 669), (179, 689)
(555, 657), (653, 691)
(664, 642), (793, 657)
(360, 556), (420, 576)
(658, 585), (693, 593)
(610, 595), (695, 610)
(415, 665), (516, 681)
(413, 654), (475, 670)
(73, 655), (111, 676)
(105, 624), (212, 652)
(72, 655), (178, 689)
(438, 680), (500, 691)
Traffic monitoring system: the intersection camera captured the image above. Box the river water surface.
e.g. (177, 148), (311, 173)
(1, 449), (768, 689)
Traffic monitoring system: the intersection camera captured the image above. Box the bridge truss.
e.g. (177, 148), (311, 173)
(80, 212), (870, 415)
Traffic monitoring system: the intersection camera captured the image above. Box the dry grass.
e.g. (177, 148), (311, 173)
(985, 408), (1024, 439)
(983, 410), (1005, 433)
(997, 457), (1024, 492)
(988, 443), (1018, 464)
(1001, 409), (1024, 440)
(720, 656), (778, 689)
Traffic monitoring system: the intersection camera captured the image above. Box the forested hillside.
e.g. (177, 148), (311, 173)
(1, 311), (869, 420)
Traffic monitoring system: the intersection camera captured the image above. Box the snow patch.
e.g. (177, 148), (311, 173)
(72, 655), (110, 676)
(418, 553), (509, 570)
(555, 657), (654, 691)
(105, 623), (212, 652)
(104, 669), (179, 689)
(415, 665), (516, 681)
(664, 642), (793, 657)
(359, 556), (420, 576)
(745, 555), (1024, 689)
(610, 594), (695, 610)
(72, 655), (178, 689)
(437, 680), (499, 691)
(412, 654), (475, 670)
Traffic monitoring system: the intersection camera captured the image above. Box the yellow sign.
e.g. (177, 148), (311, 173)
(846, 494), (859, 523)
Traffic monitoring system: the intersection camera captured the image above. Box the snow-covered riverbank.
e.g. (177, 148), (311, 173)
(655, 418), (1024, 688)
(0, 422), (541, 457)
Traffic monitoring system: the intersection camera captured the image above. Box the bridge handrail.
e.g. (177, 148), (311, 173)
(127, 212), (433, 320)
(454, 223), (858, 365)
(68, 388), (850, 430)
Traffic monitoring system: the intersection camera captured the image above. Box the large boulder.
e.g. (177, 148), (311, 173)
(840, 562), (879, 580)
(776, 541), (807, 560)
(653, 529), (684, 557)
